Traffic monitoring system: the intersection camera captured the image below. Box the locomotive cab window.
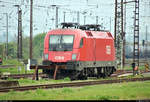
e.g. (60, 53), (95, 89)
(79, 38), (83, 48)
(49, 35), (74, 51)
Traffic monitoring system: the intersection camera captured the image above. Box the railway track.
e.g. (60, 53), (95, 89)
(0, 80), (19, 88)
(114, 69), (150, 74)
(0, 69), (149, 79)
(0, 77), (150, 92)
(0, 65), (16, 68)
(111, 70), (150, 77)
(0, 73), (48, 79)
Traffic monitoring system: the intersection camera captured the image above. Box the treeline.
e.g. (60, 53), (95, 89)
(0, 33), (46, 60)
(0, 33), (150, 60)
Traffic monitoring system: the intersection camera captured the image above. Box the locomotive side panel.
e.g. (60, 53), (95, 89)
(78, 38), (87, 61)
(95, 38), (115, 61)
(79, 38), (95, 61)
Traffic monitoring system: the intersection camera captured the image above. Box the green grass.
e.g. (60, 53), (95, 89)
(2, 74), (143, 87)
(0, 80), (150, 100)
(0, 59), (149, 100)
(0, 59), (42, 74)
(5, 77), (71, 86)
(1, 59), (21, 65)
(18, 78), (71, 86)
(0, 65), (37, 74)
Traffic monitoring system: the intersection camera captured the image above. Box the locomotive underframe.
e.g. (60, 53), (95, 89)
(42, 60), (117, 80)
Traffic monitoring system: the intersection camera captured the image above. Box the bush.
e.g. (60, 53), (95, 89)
(64, 77), (71, 81)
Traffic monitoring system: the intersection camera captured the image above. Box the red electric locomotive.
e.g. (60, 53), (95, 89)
(42, 23), (116, 80)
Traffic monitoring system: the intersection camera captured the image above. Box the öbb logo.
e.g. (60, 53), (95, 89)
(54, 56), (65, 60)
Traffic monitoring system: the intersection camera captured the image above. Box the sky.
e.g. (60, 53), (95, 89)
(0, 0), (150, 43)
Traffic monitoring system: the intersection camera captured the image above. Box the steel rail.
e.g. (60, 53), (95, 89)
(0, 65), (16, 68)
(0, 77), (150, 92)
(0, 73), (48, 79)
(111, 70), (150, 77)
(114, 70), (150, 74)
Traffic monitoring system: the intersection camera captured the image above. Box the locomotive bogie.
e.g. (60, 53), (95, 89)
(42, 60), (116, 80)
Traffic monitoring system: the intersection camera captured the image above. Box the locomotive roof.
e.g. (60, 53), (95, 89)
(47, 28), (113, 39)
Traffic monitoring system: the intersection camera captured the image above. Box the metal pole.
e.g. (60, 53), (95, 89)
(2, 45), (4, 60)
(14, 5), (20, 60)
(133, 0), (140, 66)
(4, 13), (8, 60)
(20, 10), (22, 59)
(63, 11), (66, 22)
(0, 45), (3, 59)
(18, 9), (22, 60)
(123, 0), (126, 68)
(55, 6), (58, 28)
(114, 0), (117, 43)
(30, 0), (33, 59)
(84, 15), (86, 25)
(77, 11), (80, 24)
(17, 6), (19, 60)
(6, 13), (8, 60)
(96, 16), (98, 25)
(121, 0), (124, 69)
(121, 0), (124, 40)
(145, 25), (148, 61)
(109, 17), (111, 32)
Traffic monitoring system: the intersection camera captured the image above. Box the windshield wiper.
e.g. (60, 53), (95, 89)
(53, 46), (56, 51)
(61, 37), (68, 51)
(54, 38), (61, 51)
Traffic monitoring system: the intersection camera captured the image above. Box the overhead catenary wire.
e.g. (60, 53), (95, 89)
(0, 0), (150, 60)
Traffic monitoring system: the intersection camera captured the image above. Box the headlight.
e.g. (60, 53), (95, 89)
(44, 54), (48, 60)
(72, 54), (77, 60)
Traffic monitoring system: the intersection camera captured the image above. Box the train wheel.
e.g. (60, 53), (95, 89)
(76, 70), (88, 80)
(103, 67), (108, 78)
(69, 70), (80, 80)
(96, 67), (101, 78)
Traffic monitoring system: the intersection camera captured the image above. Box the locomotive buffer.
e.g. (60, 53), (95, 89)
(30, 65), (66, 80)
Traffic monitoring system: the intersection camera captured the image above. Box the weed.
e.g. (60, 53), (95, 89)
(112, 96), (120, 99)
(8, 89), (16, 95)
(0, 95), (8, 100)
(23, 90), (31, 95)
(88, 95), (112, 100)
(98, 96), (112, 100)
(36, 88), (43, 95)
(7, 77), (15, 81)
(80, 86), (91, 90)
(63, 77), (71, 81)
(35, 88), (46, 96)
(130, 94), (136, 98)
(62, 88), (73, 93)
(19, 78), (37, 84)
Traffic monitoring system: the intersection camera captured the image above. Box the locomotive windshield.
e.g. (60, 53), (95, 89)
(49, 35), (74, 51)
